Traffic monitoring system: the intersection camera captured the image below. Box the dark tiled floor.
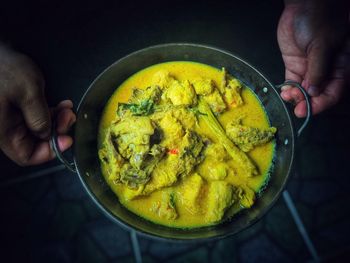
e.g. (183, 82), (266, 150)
(1, 0), (350, 262)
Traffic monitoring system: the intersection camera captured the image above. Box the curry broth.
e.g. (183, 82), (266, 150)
(98, 61), (275, 228)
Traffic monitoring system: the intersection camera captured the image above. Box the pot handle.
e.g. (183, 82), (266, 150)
(50, 121), (76, 173)
(275, 80), (311, 137)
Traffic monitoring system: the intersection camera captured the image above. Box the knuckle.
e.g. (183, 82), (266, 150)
(30, 117), (50, 132)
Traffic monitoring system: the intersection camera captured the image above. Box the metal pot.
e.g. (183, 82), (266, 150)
(51, 43), (311, 241)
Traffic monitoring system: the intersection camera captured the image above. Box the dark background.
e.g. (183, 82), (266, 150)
(0, 0), (349, 262)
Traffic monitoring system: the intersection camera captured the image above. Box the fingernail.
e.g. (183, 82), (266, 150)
(294, 106), (305, 118)
(308, 86), (319, 96)
(280, 91), (287, 100)
(281, 85), (292, 91)
(280, 90), (290, 101)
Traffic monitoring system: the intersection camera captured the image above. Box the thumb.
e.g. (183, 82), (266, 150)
(18, 86), (51, 139)
(306, 41), (334, 96)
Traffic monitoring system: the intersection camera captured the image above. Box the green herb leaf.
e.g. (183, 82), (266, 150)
(118, 99), (155, 116)
(169, 192), (176, 208)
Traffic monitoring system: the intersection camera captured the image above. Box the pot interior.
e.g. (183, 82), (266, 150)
(73, 43), (295, 241)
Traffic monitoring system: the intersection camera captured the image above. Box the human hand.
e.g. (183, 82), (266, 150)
(277, 1), (349, 117)
(0, 44), (76, 166)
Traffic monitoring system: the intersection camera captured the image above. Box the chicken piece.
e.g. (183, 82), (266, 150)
(119, 144), (166, 189)
(112, 116), (154, 138)
(220, 67), (244, 108)
(192, 78), (226, 113)
(117, 86), (162, 117)
(170, 107), (197, 130)
(178, 130), (204, 176)
(236, 186), (256, 208)
(151, 191), (178, 220)
(123, 185), (144, 200)
(181, 173), (204, 214)
(98, 130), (125, 181)
(130, 85), (162, 104)
(111, 117), (166, 191)
(207, 163), (228, 181)
(99, 121), (160, 190)
(203, 89), (227, 114)
(224, 79), (244, 108)
(111, 116), (154, 169)
(198, 143), (231, 181)
(144, 130), (204, 195)
(124, 125), (205, 199)
(120, 156), (174, 199)
(158, 111), (185, 148)
(226, 122), (277, 152)
(120, 163), (149, 189)
(142, 154), (179, 196)
(192, 79), (214, 95)
(205, 181), (235, 223)
(166, 80), (197, 106)
(152, 70), (175, 90)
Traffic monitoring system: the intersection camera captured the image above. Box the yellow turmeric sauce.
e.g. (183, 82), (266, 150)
(98, 61), (275, 228)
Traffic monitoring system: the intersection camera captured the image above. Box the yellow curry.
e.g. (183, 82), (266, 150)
(98, 61), (276, 228)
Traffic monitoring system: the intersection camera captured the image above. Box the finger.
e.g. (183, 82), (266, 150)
(294, 99), (321, 118)
(56, 108), (76, 134)
(294, 99), (323, 118)
(57, 100), (73, 109)
(50, 100), (74, 118)
(290, 88), (305, 104)
(306, 41), (334, 96)
(24, 135), (73, 166)
(0, 112), (73, 166)
(294, 100), (307, 118)
(285, 69), (303, 84)
(294, 79), (344, 118)
(15, 84), (51, 139)
(281, 69), (303, 91)
(295, 96), (336, 118)
(281, 87), (304, 104)
(281, 89), (294, 101)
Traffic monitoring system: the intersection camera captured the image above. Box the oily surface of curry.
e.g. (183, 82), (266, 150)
(98, 61), (276, 228)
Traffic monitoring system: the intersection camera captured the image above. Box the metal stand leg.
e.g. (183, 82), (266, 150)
(283, 190), (320, 263)
(130, 230), (142, 263)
